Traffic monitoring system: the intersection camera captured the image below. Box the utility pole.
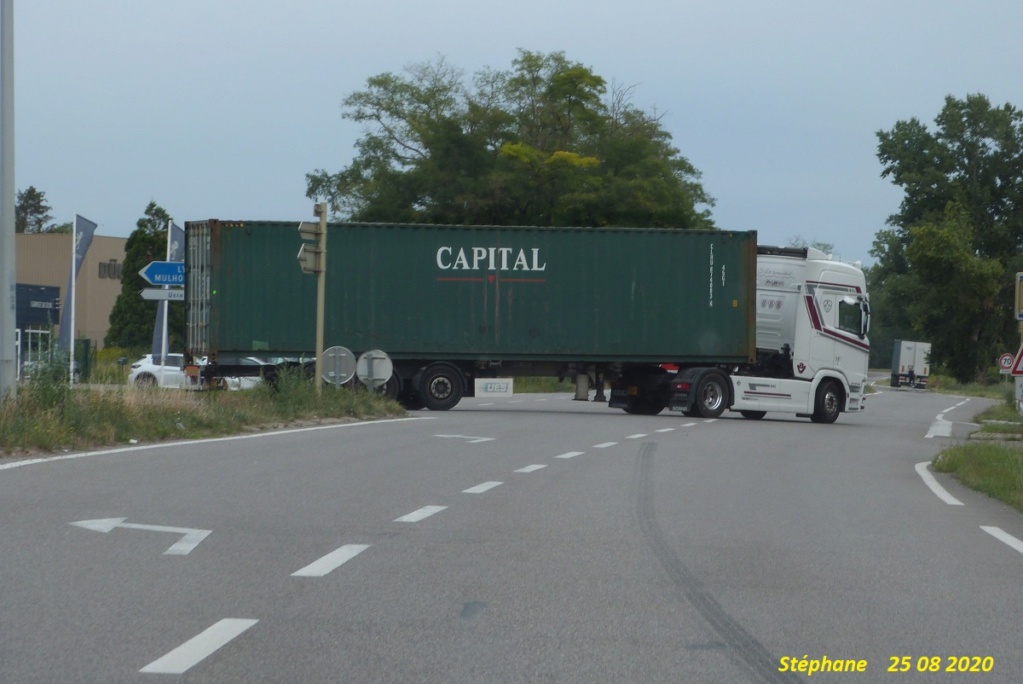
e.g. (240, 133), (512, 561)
(0, 0), (17, 400)
(297, 203), (328, 394)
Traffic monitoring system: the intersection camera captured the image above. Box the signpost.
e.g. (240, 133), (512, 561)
(999, 352), (1015, 374)
(141, 288), (185, 302)
(139, 260), (184, 286)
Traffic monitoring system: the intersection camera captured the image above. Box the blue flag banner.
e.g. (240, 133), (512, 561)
(57, 215), (98, 351)
(151, 222), (185, 359)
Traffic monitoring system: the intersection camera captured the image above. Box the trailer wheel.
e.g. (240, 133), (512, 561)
(399, 391), (426, 410)
(811, 380), (842, 424)
(694, 372), (728, 419)
(623, 396), (666, 415)
(739, 410), (766, 420)
(418, 364), (463, 411)
(383, 372), (402, 400)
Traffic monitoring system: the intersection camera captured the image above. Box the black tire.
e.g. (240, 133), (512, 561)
(740, 410), (766, 420)
(694, 372), (728, 418)
(135, 373), (156, 387)
(417, 364), (463, 411)
(811, 379), (842, 424)
(399, 391), (426, 410)
(383, 372), (402, 400)
(623, 396), (666, 415)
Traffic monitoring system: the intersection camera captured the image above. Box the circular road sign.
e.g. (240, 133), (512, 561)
(322, 345), (357, 387)
(1000, 352), (1015, 370)
(357, 349), (393, 389)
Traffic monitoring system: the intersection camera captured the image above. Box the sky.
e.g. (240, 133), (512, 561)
(9, 0), (1023, 266)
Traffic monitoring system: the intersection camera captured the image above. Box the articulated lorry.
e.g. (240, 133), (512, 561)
(183, 220), (871, 423)
(890, 339), (931, 388)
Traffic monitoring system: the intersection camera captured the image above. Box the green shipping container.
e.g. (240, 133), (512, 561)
(185, 221), (756, 365)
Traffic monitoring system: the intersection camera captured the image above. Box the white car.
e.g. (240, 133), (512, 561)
(127, 353), (191, 388)
(128, 354), (261, 390)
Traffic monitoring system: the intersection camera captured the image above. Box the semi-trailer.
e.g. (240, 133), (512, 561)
(183, 220), (871, 423)
(890, 339), (931, 388)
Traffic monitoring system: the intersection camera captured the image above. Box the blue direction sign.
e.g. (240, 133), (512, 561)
(139, 261), (184, 286)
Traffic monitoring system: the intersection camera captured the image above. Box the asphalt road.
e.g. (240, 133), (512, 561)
(1, 387), (1021, 682)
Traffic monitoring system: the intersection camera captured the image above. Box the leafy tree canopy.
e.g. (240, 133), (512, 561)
(307, 50), (715, 230)
(872, 94), (1023, 381)
(105, 201), (183, 351)
(15, 186), (54, 233)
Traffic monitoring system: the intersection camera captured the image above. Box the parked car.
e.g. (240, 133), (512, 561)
(128, 354), (261, 390)
(128, 353), (190, 388)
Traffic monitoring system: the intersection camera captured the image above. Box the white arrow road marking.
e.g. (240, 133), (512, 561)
(70, 518), (212, 555)
(914, 462), (964, 506)
(140, 618), (258, 674)
(394, 506), (447, 522)
(434, 434), (495, 444)
(292, 544), (370, 577)
(981, 526), (1023, 555)
(463, 481), (502, 494)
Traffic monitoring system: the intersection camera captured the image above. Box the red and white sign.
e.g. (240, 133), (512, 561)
(1011, 348), (1023, 377)
(999, 352), (1015, 374)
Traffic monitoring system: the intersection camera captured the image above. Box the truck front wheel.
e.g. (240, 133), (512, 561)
(418, 364), (463, 411)
(694, 372), (728, 419)
(811, 380), (842, 424)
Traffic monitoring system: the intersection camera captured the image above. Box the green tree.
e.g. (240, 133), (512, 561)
(105, 202), (183, 351)
(307, 51), (714, 230)
(874, 94), (1023, 381)
(15, 186), (53, 233)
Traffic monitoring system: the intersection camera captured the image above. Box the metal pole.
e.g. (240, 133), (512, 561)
(313, 203), (327, 395)
(0, 0), (16, 400)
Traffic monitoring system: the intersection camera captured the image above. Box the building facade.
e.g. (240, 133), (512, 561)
(15, 233), (127, 353)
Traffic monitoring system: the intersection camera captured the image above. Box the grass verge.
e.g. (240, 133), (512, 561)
(928, 379), (1023, 513)
(933, 443), (1023, 513)
(1, 365), (404, 457)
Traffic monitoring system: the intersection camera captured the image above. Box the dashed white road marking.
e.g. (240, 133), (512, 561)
(477, 403), (495, 406)
(914, 462), (964, 506)
(515, 464), (547, 473)
(981, 526), (1023, 555)
(556, 451), (584, 459)
(463, 481), (502, 494)
(292, 544), (370, 577)
(681, 423), (698, 428)
(140, 619), (258, 674)
(655, 428), (675, 433)
(394, 506), (447, 522)
(592, 442), (617, 449)
(626, 433), (647, 440)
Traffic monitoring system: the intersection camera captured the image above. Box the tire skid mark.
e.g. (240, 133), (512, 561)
(634, 442), (798, 683)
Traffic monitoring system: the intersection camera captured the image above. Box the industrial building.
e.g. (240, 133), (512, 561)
(14, 233), (127, 369)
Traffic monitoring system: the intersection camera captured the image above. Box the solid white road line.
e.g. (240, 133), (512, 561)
(914, 462), (964, 506)
(463, 481), (502, 494)
(394, 505), (447, 522)
(592, 442), (617, 449)
(291, 544), (370, 577)
(981, 526), (1023, 555)
(515, 464), (547, 473)
(555, 451), (584, 459)
(140, 619), (258, 674)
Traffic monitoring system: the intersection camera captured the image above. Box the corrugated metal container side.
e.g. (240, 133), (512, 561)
(186, 221), (756, 364)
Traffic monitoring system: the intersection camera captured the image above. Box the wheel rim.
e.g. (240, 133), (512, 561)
(701, 381), (723, 411)
(428, 376), (452, 401)
(823, 387), (839, 416)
